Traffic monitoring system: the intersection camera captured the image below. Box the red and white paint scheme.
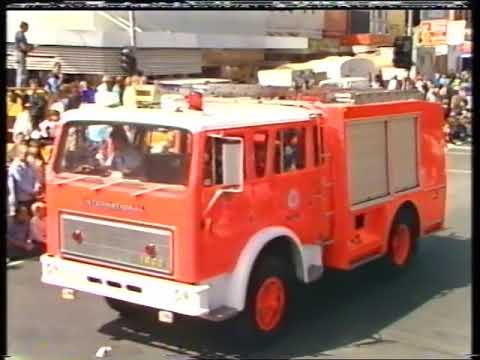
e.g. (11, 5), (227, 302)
(41, 89), (446, 343)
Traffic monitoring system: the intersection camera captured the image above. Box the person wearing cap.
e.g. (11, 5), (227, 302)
(95, 76), (120, 107)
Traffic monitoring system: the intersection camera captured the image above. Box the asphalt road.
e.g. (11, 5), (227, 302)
(7, 148), (471, 360)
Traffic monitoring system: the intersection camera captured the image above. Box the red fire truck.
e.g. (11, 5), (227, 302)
(41, 87), (446, 344)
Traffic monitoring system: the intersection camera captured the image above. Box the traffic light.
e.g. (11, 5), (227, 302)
(393, 36), (413, 69)
(120, 47), (137, 75)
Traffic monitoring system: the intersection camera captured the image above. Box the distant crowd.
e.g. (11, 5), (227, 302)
(373, 70), (472, 145)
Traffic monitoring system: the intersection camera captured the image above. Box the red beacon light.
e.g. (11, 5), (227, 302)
(186, 91), (203, 111)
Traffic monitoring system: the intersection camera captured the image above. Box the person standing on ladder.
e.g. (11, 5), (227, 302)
(15, 22), (34, 87)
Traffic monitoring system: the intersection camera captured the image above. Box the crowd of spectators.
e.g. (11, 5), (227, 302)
(6, 69), (147, 264)
(373, 70), (472, 145)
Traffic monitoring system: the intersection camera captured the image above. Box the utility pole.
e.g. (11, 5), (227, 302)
(129, 11), (136, 48)
(407, 10), (416, 78)
(407, 9), (413, 36)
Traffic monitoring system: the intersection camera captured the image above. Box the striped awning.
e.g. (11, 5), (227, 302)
(7, 44), (202, 76)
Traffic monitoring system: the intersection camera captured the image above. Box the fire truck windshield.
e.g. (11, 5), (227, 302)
(55, 122), (192, 186)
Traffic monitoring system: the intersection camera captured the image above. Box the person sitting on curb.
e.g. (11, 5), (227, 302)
(7, 205), (35, 263)
(30, 202), (47, 253)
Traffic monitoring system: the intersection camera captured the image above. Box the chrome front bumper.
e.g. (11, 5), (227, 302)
(40, 255), (210, 317)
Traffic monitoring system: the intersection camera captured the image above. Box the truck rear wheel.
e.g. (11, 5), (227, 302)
(387, 210), (418, 268)
(230, 255), (294, 348)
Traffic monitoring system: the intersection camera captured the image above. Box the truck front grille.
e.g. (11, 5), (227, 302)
(61, 213), (172, 274)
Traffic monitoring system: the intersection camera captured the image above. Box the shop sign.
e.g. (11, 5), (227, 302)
(417, 20), (466, 47)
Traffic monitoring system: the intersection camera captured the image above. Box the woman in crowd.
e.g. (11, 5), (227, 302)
(26, 140), (46, 193)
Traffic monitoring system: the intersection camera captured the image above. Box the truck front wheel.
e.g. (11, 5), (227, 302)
(230, 255), (294, 347)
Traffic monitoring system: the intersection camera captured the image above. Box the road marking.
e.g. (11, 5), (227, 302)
(447, 169), (471, 174)
(447, 144), (471, 150)
(7, 260), (24, 267)
(447, 151), (472, 155)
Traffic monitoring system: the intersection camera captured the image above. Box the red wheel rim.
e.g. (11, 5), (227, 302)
(255, 276), (286, 332)
(391, 224), (411, 265)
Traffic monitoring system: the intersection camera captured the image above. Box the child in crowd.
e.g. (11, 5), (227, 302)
(13, 98), (33, 140)
(26, 141), (46, 192)
(30, 202), (47, 248)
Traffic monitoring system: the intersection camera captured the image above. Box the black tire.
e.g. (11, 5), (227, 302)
(387, 208), (419, 269)
(228, 255), (295, 349)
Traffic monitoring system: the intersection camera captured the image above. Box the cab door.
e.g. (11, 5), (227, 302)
(200, 132), (254, 274)
(268, 123), (333, 245)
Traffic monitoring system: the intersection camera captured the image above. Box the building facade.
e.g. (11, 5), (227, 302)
(6, 10), (320, 83)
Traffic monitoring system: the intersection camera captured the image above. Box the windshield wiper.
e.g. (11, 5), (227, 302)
(132, 184), (167, 197)
(90, 177), (142, 191)
(131, 183), (185, 197)
(54, 174), (99, 185)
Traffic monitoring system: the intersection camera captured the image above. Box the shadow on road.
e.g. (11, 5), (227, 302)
(97, 232), (470, 359)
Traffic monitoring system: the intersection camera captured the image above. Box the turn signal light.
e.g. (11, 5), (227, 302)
(145, 243), (157, 258)
(72, 230), (84, 244)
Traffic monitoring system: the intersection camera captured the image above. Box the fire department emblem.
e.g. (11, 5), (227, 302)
(287, 189), (300, 210)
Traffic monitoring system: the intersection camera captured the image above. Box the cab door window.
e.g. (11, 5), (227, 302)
(253, 131), (269, 177)
(274, 127), (306, 173)
(203, 133), (246, 186)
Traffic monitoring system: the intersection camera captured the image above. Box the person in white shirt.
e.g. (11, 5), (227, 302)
(387, 76), (399, 90)
(30, 201), (46, 244)
(96, 76), (114, 93)
(95, 90), (120, 107)
(38, 110), (61, 139)
(13, 100), (33, 139)
(426, 87), (439, 103)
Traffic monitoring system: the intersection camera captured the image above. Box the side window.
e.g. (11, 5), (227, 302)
(204, 136), (223, 186)
(312, 124), (324, 166)
(274, 127), (306, 173)
(253, 131), (269, 178)
(204, 134), (245, 186)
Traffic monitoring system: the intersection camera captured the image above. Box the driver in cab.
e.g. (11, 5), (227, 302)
(105, 127), (145, 177)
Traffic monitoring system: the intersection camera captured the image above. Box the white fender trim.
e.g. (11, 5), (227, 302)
(205, 226), (323, 312)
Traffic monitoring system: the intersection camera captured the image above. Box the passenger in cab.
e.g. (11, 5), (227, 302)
(106, 127), (145, 177)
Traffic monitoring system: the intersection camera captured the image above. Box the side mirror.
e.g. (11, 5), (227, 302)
(221, 138), (244, 190)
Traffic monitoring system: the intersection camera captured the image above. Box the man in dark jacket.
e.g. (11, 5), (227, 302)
(65, 82), (83, 110)
(27, 79), (47, 129)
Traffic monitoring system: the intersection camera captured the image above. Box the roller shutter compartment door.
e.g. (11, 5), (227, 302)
(347, 120), (389, 205)
(388, 116), (419, 193)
